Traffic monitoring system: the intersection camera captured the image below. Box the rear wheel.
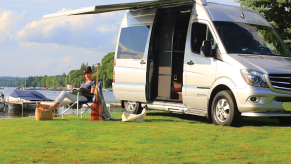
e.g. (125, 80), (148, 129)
(211, 90), (241, 126)
(278, 117), (291, 124)
(124, 101), (142, 114)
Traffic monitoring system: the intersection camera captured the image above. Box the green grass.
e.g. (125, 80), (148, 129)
(1, 110), (291, 163)
(283, 102), (291, 111)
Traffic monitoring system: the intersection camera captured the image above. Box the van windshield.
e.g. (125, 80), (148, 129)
(214, 21), (291, 57)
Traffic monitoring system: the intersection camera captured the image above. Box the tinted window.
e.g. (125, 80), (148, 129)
(117, 26), (150, 59)
(191, 22), (216, 55)
(214, 21), (291, 56)
(191, 23), (207, 53)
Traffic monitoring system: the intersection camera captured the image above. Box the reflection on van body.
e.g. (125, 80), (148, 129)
(44, 0), (291, 126)
(117, 26), (150, 59)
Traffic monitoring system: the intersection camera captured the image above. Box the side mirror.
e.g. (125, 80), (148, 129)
(200, 40), (212, 57)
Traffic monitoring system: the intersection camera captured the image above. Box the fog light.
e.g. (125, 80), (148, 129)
(247, 96), (261, 103)
(250, 97), (257, 102)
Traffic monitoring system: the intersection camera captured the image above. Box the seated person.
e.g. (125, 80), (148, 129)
(36, 66), (96, 110)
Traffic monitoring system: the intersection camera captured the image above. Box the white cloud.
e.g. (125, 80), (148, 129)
(117, 43), (143, 59)
(96, 25), (110, 33)
(37, 58), (54, 69)
(37, 55), (72, 70)
(58, 55), (73, 63)
(0, 41), (109, 76)
(13, 9), (124, 48)
(0, 8), (24, 43)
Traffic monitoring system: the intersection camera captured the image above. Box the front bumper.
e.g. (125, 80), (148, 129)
(241, 111), (291, 117)
(233, 86), (291, 113)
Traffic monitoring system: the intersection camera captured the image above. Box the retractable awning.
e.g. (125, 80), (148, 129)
(43, 0), (205, 19)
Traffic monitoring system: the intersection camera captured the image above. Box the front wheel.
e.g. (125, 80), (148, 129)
(211, 90), (241, 126)
(124, 101), (142, 114)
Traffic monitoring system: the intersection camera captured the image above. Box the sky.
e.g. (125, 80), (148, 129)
(0, 0), (239, 77)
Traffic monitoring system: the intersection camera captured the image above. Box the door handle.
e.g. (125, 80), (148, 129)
(140, 60), (146, 64)
(187, 60), (194, 65)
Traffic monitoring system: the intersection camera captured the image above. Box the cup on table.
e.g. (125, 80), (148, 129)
(67, 85), (73, 91)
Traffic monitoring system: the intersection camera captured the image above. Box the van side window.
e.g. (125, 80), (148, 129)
(117, 26), (150, 59)
(191, 22), (216, 55)
(191, 23), (207, 53)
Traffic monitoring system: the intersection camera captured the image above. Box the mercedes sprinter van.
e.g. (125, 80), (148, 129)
(44, 0), (291, 126)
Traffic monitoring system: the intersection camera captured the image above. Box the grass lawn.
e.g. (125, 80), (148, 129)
(0, 110), (291, 163)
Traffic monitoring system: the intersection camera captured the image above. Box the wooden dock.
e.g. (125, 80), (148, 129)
(1, 101), (122, 119)
(4, 101), (41, 118)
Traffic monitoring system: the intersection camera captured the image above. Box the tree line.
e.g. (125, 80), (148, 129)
(0, 52), (115, 88)
(237, 0), (291, 47)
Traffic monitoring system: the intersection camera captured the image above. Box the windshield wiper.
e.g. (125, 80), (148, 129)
(259, 54), (280, 56)
(241, 52), (255, 54)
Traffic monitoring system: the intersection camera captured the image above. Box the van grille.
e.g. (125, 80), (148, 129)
(269, 74), (291, 91)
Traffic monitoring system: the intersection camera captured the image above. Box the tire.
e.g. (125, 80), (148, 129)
(278, 117), (291, 124)
(211, 90), (241, 126)
(123, 101), (142, 114)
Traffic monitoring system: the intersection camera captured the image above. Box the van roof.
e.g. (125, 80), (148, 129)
(206, 3), (270, 26)
(43, 0), (200, 19)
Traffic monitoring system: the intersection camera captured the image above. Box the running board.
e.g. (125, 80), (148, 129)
(142, 103), (207, 117)
(184, 108), (207, 117)
(168, 108), (185, 114)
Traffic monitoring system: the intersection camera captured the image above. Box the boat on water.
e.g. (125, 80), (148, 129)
(35, 87), (43, 90)
(0, 92), (5, 111)
(5, 90), (53, 111)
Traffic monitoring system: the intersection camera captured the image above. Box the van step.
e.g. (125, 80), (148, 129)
(184, 108), (207, 117)
(168, 108), (185, 114)
(143, 103), (207, 117)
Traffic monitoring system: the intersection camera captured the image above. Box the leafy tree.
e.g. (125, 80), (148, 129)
(237, 0), (291, 47)
(0, 77), (25, 87)
(98, 52), (115, 88)
(91, 64), (96, 74)
(80, 62), (86, 72)
(0, 52), (115, 88)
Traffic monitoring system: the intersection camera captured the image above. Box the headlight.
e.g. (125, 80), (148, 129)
(241, 69), (268, 88)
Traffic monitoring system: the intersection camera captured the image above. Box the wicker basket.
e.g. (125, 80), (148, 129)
(35, 108), (53, 121)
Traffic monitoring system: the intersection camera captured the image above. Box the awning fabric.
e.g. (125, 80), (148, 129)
(43, 0), (196, 19)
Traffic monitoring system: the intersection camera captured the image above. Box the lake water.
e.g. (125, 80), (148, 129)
(0, 87), (122, 119)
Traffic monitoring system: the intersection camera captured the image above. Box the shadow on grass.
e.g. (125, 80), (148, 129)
(147, 111), (291, 127)
(145, 119), (180, 122)
(146, 111), (212, 124)
(239, 117), (291, 127)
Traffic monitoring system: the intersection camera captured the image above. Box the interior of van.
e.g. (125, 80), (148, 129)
(147, 5), (192, 102)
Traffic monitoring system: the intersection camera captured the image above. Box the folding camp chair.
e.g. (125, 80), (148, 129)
(61, 92), (94, 119)
(61, 81), (113, 120)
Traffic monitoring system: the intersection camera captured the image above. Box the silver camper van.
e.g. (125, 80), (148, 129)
(44, 0), (291, 126)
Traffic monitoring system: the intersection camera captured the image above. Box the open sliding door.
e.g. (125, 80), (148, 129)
(113, 9), (156, 102)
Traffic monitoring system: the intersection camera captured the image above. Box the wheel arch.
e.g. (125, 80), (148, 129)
(207, 77), (239, 119)
(207, 84), (237, 120)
